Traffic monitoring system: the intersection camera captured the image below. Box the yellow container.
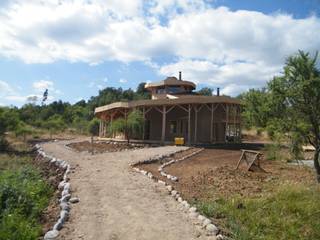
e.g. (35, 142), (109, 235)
(175, 137), (184, 145)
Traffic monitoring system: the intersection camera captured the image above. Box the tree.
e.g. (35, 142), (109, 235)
(88, 118), (100, 136)
(42, 115), (66, 139)
(239, 88), (270, 129)
(15, 122), (33, 142)
(42, 89), (48, 105)
(109, 110), (144, 143)
(197, 87), (213, 96)
(268, 51), (320, 181)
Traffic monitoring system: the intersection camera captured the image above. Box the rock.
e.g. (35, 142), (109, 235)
(60, 202), (70, 211)
(44, 230), (59, 239)
(197, 215), (206, 222)
(147, 172), (153, 179)
(58, 181), (66, 190)
(158, 180), (166, 185)
(60, 194), (71, 203)
(202, 218), (211, 227)
(189, 211), (199, 219)
(53, 219), (63, 230)
(171, 176), (178, 181)
(166, 185), (173, 192)
(64, 182), (71, 191)
(61, 189), (69, 197)
(171, 190), (177, 197)
(69, 197), (80, 204)
(177, 197), (183, 203)
(60, 210), (69, 222)
(206, 224), (219, 235)
(216, 234), (224, 240)
(189, 207), (197, 213)
(160, 172), (167, 177)
(166, 174), (172, 179)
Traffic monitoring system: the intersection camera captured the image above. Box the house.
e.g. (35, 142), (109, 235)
(94, 72), (241, 145)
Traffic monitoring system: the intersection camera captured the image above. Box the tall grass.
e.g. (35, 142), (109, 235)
(197, 184), (320, 240)
(0, 155), (53, 240)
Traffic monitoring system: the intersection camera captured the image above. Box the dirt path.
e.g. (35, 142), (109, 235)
(42, 140), (213, 240)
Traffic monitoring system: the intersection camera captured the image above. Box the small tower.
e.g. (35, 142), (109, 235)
(145, 73), (196, 99)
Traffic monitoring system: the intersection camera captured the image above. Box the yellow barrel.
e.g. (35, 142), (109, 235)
(175, 137), (184, 145)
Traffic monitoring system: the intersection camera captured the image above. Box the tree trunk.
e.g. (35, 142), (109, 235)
(314, 148), (320, 183)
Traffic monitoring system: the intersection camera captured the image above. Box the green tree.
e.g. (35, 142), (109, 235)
(88, 118), (100, 136)
(15, 122), (33, 142)
(42, 115), (66, 139)
(268, 51), (320, 181)
(197, 87), (213, 96)
(110, 110), (144, 143)
(239, 88), (270, 129)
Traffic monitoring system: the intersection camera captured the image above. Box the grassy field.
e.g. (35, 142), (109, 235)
(0, 147), (53, 240)
(196, 182), (320, 240)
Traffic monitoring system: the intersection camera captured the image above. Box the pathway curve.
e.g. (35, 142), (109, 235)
(42, 140), (214, 240)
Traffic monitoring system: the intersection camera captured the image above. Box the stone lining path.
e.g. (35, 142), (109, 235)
(42, 140), (215, 240)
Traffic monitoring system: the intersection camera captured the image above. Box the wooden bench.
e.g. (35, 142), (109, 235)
(235, 149), (266, 172)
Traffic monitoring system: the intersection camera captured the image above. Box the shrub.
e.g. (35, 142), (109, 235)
(0, 166), (52, 239)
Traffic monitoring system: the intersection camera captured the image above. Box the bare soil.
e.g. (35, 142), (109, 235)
(139, 148), (315, 201)
(67, 141), (146, 153)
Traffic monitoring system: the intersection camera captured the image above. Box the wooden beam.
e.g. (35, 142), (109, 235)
(161, 105), (166, 143)
(99, 120), (102, 137)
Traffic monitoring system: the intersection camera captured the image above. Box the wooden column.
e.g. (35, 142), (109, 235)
(110, 113), (114, 138)
(210, 104), (214, 143)
(142, 107), (145, 140)
(161, 105), (166, 143)
(225, 103), (229, 142)
(99, 120), (102, 137)
(188, 104), (191, 145)
(194, 105), (198, 144)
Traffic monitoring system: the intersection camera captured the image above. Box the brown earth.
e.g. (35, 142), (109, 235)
(139, 148), (315, 202)
(67, 141), (146, 153)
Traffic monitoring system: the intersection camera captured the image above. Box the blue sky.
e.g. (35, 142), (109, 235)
(0, 0), (319, 107)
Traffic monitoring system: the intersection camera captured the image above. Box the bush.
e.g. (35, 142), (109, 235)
(0, 166), (52, 239)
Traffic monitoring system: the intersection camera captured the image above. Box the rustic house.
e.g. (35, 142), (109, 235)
(94, 72), (241, 145)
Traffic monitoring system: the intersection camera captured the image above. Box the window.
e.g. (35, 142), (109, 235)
(167, 86), (182, 94)
(170, 121), (177, 134)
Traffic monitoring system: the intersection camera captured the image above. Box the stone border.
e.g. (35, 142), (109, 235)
(131, 149), (224, 240)
(34, 144), (79, 240)
(64, 140), (148, 154)
(158, 148), (205, 182)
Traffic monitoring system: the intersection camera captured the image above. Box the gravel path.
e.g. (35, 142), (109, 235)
(42, 140), (213, 240)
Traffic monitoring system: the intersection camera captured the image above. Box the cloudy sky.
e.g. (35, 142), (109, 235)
(0, 0), (320, 107)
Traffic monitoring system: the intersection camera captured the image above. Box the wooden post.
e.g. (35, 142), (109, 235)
(225, 104), (229, 142)
(194, 105), (198, 144)
(210, 104), (213, 143)
(99, 120), (102, 137)
(188, 104), (191, 145)
(161, 105), (166, 144)
(110, 113), (113, 138)
(142, 106), (145, 140)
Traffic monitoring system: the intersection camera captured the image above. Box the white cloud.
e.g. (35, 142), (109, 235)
(0, 80), (14, 96)
(33, 80), (54, 92)
(119, 78), (128, 83)
(0, 1), (319, 95)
